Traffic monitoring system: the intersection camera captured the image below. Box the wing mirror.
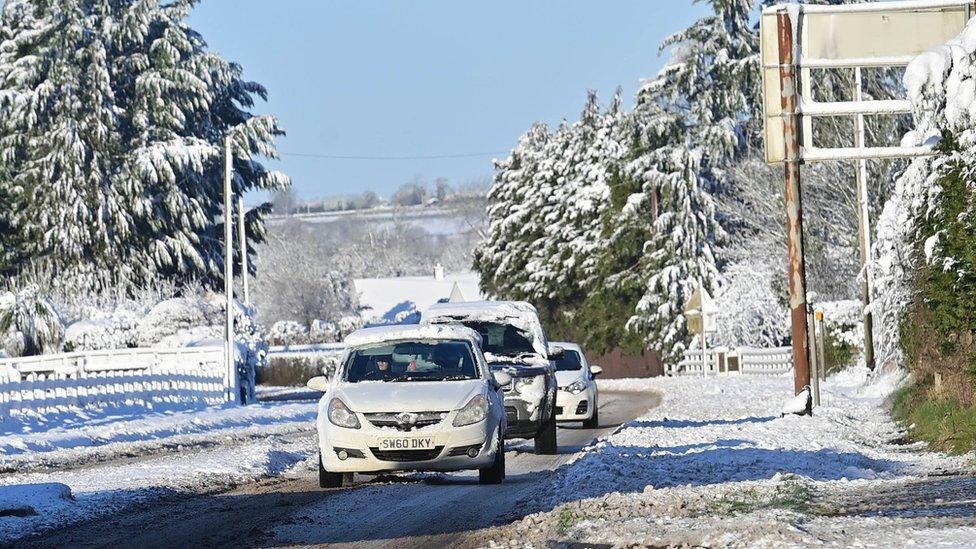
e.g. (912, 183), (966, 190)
(589, 365), (603, 377)
(549, 346), (565, 360)
(492, 371), (513, 387)
(306, 376), (330, 392)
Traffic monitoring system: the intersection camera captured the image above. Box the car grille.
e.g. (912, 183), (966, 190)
(364, 411), (448, 431)
(369, 447), (444, 462)
(555, 406), (563, 415)
(504, 406), (518, 422)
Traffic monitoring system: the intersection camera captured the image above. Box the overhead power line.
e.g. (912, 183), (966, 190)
(280, 150), (510, 161)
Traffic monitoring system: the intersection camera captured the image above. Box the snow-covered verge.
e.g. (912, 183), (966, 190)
(486, 371), (976, 547)
(0, 399), (318, 544)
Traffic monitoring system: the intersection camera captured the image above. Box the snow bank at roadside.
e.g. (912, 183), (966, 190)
(492, 369), (974, 546)
(0, 399), (317, 468)
(0, 398), (320, 544)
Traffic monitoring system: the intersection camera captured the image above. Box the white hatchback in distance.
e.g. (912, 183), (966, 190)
(307, 324), (510, 488)
(550, 342), (602, 428)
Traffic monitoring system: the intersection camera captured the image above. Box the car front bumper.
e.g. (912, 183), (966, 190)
(318, 414), (500, 474)
(556, 387), (595, 421)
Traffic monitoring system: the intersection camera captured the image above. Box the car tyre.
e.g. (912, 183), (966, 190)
(319, 453), (353, 489)
(533, 413), (558, 455)
(479, 429), (506, 485)
(583, 401), (599, 429)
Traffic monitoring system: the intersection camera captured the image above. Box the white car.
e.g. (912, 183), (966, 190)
(307, 324), (510, 488)
(550, 342), (602, 428)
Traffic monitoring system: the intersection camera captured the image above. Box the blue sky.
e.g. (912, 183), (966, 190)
(189, 1), (709, 202)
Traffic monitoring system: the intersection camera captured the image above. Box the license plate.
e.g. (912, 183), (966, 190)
(378, 437), (434, 450)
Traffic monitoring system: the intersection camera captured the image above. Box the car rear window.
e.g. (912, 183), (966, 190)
(553, 350), (583, 371)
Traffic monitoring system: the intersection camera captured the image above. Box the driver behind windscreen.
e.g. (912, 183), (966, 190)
(362, 355), (393, 381)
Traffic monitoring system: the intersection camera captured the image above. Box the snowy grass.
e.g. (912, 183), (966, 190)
(489, 368), (976, 546)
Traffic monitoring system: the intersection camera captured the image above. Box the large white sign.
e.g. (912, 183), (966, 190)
(760, 0), (972, 164)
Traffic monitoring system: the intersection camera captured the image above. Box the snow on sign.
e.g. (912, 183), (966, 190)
(683, 286), (717, 335)
(760, 0), (972, 164)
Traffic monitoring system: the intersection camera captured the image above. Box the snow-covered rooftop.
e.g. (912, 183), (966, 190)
(353, 271), (484, 324)
(343, 324), (482, 348)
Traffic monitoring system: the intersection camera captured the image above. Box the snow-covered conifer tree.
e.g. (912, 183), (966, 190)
(619, 0), (753, 362)
(525, 91), (625, 306)
(0, 0), (287, 293)
(474, 122), (552, 299)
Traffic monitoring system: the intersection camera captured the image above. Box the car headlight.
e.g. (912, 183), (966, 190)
(513, 376), (536, 392)
(328, 398), (361, 429)
(565, 380), (587, 394)
(453, 394), (489, 427)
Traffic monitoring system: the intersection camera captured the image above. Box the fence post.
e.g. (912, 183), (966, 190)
(807, 308), (821, 407)
(815, 311), (827, 382)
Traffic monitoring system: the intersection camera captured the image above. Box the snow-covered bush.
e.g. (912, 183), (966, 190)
(310, 319), (340, 342)
(136, 297), (223, 348)
(816, 300), (863, 373)
(267, 320), (310, 346)
(63, 309), (142, 352)
(871, 17), (976, 369)
(714, 261), (790, 348)
(338, 315), (365, 339)
(0, 285), (64, 356)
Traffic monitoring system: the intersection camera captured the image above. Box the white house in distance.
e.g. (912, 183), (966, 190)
(353, 266), (484, 325)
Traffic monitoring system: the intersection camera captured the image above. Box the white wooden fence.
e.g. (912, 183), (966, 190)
(669, 346), (793, 377)
(267, 343), (347, 359)
(0, 346), (233, 420)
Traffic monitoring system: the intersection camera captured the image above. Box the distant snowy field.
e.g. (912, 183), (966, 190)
(488, 369), (976, 547)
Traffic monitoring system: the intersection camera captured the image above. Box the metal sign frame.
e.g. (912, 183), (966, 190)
(762, 0), (973, 164)
(760, 0), (973, 411)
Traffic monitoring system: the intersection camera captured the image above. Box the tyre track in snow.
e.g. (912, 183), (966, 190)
(17, 389), (660, 548)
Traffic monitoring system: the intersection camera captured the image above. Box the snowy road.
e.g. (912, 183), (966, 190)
(13, 389), (659, 548)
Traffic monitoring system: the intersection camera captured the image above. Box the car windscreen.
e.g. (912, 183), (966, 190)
(460, 321), (536, 357)
(553, 350), (583, 371)
(343, 340), (479, 383)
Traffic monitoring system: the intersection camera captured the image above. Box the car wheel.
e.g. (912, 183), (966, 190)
(479, 429), (506, 485)
(319, 453), (353, 489)
(533, 413), (558, 455)
(583, 401), (599, 429)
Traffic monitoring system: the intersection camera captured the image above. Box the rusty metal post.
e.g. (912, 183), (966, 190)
(777, 11), (812, 413)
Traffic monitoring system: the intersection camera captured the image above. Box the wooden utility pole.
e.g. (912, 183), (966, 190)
(777, 11), (812, 413)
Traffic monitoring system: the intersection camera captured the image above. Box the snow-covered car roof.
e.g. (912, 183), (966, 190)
(343, 324), (483, 348)
(549, 341), (583, 353)
(422, 300), (549, 358)
(422, 300), (539, 323)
